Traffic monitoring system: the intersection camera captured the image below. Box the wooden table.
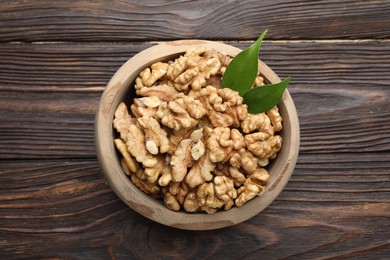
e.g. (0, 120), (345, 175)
(1, 1), (389, 259)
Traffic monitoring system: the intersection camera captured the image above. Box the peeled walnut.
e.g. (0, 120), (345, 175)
(250, 168), (270, 185)
(167, 127), (195, 155)
(235, 168), (269, 207)
(241, 113), (267, 134)
(228, 148), (258, 175)
(267, 106), (283, 132)
(206, 127), (234, 163)
(246, 135), (282, 160)
(162, 181), (189, 211)
(167, 47), (222, 92)
(185, 150), (215, 188)
(138, 84), (179, 102)
(126, 124), (157, 168)
(259, 113), (276, 138)
(213, 176), (237, 210)
(144, 154), (171, 184)
(170, 139), (193, 182)
(131, 96), (161, 118)
(163, 190), (181, 211)
(130, 168), (161, 197)
(137, 116), (169, 155)
(228, 167), (246, 187)
(191, 86), (248, 128)
(235, 178), (264, 207)
(241, 112), (275, 138)
(183, 191), (200, 212)
(135, 62), (169, 94)
(168, 181), (189, 205)
(243, 113), (282, 160)
(240, 151), (259, 174)
(114, 139), (139, 174)
(167, 55), (187, 82)
(196, 182), (225, 214)
(195, 177), (239, 214)
(113, 102), (136, 142)
(156, 96), (207, 131)
(213, 163), (245, 188)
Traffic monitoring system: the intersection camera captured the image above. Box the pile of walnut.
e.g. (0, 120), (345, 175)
(113, 47), (283, 214)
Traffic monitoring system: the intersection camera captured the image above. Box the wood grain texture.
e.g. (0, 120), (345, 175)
(0, 157), (388, 259)
(1, 0), (389, 257)
(1, 0), (390, 42)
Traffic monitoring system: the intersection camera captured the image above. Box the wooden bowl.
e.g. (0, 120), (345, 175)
(95, 40), (300, 230)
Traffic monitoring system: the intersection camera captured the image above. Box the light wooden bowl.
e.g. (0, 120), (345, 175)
(95, 40), (300, 230)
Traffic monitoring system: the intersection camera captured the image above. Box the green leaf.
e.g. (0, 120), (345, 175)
(221, 29), (268, 96)
(243, 77), (291, 114)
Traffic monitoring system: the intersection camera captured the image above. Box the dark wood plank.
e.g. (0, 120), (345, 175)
(0, 157), (388, 259)
(0, 42), (389, 159)
(0, 43), (145, 92)
(1, 42), (389, 92)
(1, 0), (390, 42)
(0, 160), (132, 259)
(0, 91), (98, 159)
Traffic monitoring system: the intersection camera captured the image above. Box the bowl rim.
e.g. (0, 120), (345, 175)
(95, 39), (300, 230)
